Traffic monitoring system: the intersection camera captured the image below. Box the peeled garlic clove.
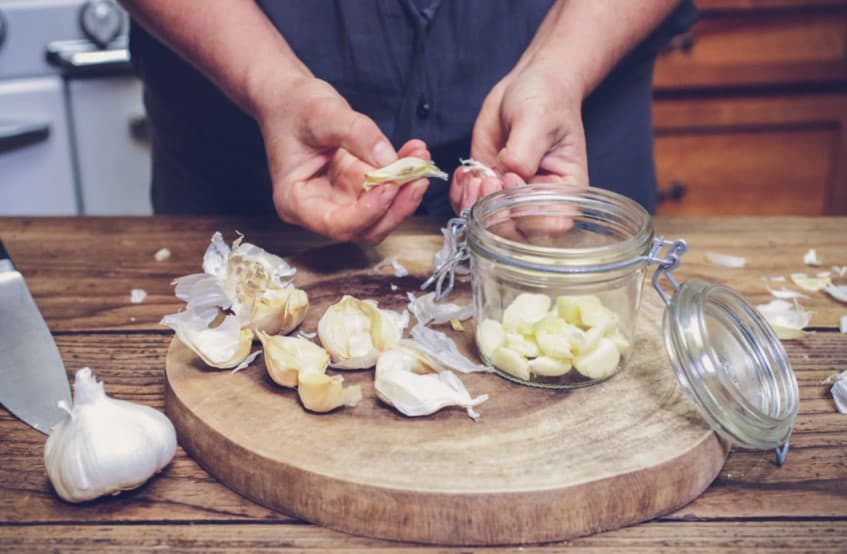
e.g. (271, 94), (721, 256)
(574, 337), (621, 380)
(374, 349), (488, 420)
(250, 287), (309, 335)
(610, 331), (632, 358)
(528, 356), (573, 377)
(318, 296), (401, 369)
(532, 316), (579, 360)
(363, 157), (448, 190)
(491, 347), (530, 381)
(257, 332), (329, 388)
(502, 293), (551, 334)
(44, 368), (177, 503)
(556, 295), (612, 329)
(297, 372), (361, 413)
(505, 332), (540, 358)
(476, 318), (505, 359)
(160, 310), (254, 369)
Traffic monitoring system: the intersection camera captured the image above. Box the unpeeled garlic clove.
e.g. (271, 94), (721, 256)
(250, 287), (309, 336)
(317, 296), (401, 369)
(160, 310), (254, 369)
(297, 372), (362, 413)
(44, 368), (177, 503)
(363, 157), (448, 190)
(257, 332), (329, 388)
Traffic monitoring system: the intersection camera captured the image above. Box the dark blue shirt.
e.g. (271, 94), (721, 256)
(131, 1), (698, 216)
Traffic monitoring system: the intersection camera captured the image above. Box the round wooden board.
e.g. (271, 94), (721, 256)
(164, 237), (728, 546)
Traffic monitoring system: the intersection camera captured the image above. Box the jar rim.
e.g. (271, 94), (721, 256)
(467, 184), (654, 271)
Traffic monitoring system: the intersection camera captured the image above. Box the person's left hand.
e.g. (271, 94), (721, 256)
(450, 62), (589, 214)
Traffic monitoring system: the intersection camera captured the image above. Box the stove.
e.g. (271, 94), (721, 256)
(0, 0), (151, 215)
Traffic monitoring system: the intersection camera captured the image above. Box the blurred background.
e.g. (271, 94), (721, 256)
(1, 0), (845, 217)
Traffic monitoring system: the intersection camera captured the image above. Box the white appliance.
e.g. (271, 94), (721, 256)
(0, 0), (151, 215)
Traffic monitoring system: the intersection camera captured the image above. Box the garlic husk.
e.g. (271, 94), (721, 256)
(433, 226), (470, 276)
(318, 296), (401, 369)
(374, 349), (488, 420)
(406, 291), (473, 326)
(407, 324), (493, 373)
(160, 310), (254, 369)
(249, 287), (309, 335)
(257, 332), (329, 388)
(803, 248), (822, 266)
(44, 368), (177, 503)
(363, 157), (448, 189)
(824, 283), (847, 304)
(373, 256), (409, 278)
(459, 157), (496, 178)
(756, 299), (812, 340)
(790, 273), (831, 292)
(705, 251), (747, 268)
(297, 372), (362, 413)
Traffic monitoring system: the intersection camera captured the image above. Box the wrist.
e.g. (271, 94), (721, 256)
(243, 57), (313, 122)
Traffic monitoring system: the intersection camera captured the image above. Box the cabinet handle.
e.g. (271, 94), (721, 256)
(657, 181), (688, 203)
(663, 30), (697, 53)
(0, 121), (50, 155)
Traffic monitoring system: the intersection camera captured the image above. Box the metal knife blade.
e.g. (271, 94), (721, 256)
(0, 238), (71, 434)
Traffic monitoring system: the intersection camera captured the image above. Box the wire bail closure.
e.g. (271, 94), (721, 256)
(647, 237), (688, 306)
(421, 211), (470, 300)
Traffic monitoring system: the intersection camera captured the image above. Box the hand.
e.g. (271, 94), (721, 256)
(450, 62), (589, 214)
(257, 77), (431, 245)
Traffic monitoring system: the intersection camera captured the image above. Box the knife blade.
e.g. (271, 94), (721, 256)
(0, 237), (71, 434)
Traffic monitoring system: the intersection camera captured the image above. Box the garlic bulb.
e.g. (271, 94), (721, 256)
(297, 372), (362, 413)
(363, 157), (448, 190)
(44, 368), (177, 503)
(160, 310), (254, 369)
(257, 332), (329, 388)
(317, 295), (402, 369)
(374, 349), (488, 420)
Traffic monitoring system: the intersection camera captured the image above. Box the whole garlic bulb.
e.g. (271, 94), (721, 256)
(44, 368), (177, 503)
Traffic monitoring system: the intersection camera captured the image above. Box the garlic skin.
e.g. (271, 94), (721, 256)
(249, 287), (309, 336)
(160, 310), (254, 369)
(317, 296), (401, 369)
(257, 332), (329, 388)
(363, 157), (448, 189)
(44, 368), (176, 503)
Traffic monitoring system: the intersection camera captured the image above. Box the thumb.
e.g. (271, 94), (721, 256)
(497, 110), (558, 181)
(308, 101), (397, 168)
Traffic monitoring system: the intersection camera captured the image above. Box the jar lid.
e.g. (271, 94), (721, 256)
(662, 279), (799, 462)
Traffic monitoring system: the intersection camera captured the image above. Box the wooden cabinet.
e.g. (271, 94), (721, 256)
(652, 0), (847, 215)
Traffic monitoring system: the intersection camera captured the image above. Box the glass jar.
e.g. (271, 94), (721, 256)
(425, 183), (799, 464)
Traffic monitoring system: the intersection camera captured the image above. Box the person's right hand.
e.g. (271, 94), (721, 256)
(255, 77), (431, 245)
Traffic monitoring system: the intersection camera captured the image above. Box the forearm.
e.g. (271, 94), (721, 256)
(519, 0), (681, 99)
(119, 0), (310, 119)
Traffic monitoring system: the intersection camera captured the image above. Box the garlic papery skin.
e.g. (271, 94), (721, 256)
(249, 287), (309, 336)
(317, 296), (402, 369)
(257, 332), (329, 388)
(363, 157), (448, 190)
(297, 372), (362, 413)
(374, 349), (488, 420)
(44, 368), (177, 503)
(160, 310), (254, 369)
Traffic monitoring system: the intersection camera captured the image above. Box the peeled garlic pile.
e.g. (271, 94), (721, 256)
(363, 157), (448, 190)
(317, 295), (404, 369)
(161, 232), (309, 369)
(45, 368), (177, 503)
(477, 293), (630, 381)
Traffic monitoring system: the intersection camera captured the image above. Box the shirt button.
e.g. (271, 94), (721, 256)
(417, 98), (432, 119)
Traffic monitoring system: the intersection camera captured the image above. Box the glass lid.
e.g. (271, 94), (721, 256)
(662, 279), (799, 463)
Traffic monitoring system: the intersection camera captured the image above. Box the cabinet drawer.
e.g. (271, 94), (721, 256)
(653, 94), (847, 216)
(654, 9), (847, 89)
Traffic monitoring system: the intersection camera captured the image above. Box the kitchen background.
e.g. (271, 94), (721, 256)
(1, 0), (845, 216)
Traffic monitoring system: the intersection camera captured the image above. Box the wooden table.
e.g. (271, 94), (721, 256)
(0, 216), (845, 552)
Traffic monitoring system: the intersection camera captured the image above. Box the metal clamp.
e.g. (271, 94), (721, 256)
(420, 211), (469, 300)
(647, 237), (689, 305)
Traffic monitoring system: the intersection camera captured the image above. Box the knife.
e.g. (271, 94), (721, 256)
(0, 237), (71, 434)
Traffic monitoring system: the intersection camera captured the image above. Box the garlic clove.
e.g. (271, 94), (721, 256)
(476, 318), (505, 359)
(318, 296), (401, 369)
(257, 332), (329, 388)
(490, 347), (530, 381)
(297, 372), (362, 413)
(44, 368), (177, 503)
(528, 356), (573, 377)
(502, 293), (552, 334)
(249, 287), (309, 335)
(505, 332), (540, 358)
(363, 157), (448, 190)
(574, 338), (621, 380)
(555, 295), (614, 329)
(161, 310), (254, 369)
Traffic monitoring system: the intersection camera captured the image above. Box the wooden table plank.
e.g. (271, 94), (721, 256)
(0, 217), (845, 332)
(1, 332), (844, 525)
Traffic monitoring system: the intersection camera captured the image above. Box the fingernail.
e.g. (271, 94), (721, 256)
(372, 141), (396, 167)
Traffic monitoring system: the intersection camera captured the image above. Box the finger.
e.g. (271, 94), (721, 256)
(308, 101), (397, 167)
(397, 139), (430, 159)
(359, 179), (429, 245)
(497, 109), (558, 180)
(503, 172), (525, 189)
(461, 175), (482, 212)
(449, 170), (466, 215)
(479, 175), (503, 201)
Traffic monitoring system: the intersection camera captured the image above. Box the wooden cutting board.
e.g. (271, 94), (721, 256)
(164, 235), (728, 545)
